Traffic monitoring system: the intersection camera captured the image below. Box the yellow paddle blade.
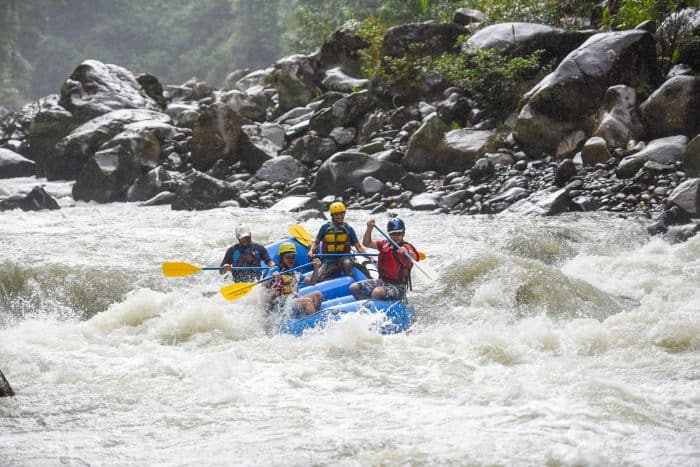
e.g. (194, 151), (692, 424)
(288, 224), (313, 247)
(220, 281), (258, 301)
(162, 262), (203, 277)
(418, 252), (426, 261)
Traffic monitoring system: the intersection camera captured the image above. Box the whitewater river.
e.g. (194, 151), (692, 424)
(0, 177), (698, 466)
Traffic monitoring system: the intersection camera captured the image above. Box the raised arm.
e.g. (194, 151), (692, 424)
(362, 218), (378, 249)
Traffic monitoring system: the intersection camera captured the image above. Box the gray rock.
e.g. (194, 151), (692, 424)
(409, 192), (440, 210)
(0, 185), (60, 212)
(0, 148), (36, 178)
(514, 30), (658, 153)
(269, 54), (322, 112)
(322, 67), (369, 93)
(506, 187), (570, 216)
(669, 178), (700, 217)
(237, 123), (284, 172)
(140, 191), (175, 206)
(59, 60), (160, 124)
(191, 102), (248, 171)
(640, 75), (700, 138)
(312, 151), (406, 197)
(617, 135), (688, 178)
(72, 146), (140, 203)
(361, 176), (385, 195)
(0, 369), (13, 397)
(254, 155), (308, 184)
(465, 22), (593, 63)
(51, 109), (171, 180)
(684, 135), (700, 176)
(171, 170), (239, 211)
(270, 195), (321, 213)
(581, 137), (611, 166)
(592, 85), (643, 148)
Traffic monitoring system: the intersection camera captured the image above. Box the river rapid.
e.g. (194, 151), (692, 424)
(0, 177), (698, 466)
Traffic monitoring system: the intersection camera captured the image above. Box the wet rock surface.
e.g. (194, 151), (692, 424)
(1, 8), (699, 240)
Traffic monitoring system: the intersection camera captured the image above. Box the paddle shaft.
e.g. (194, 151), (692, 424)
(239, 262), (312, 288)
(373, 224), (435, 281)
(211, 266), (269, 271)
(316, 253), (378, 257)
(372, 225), (416, 261)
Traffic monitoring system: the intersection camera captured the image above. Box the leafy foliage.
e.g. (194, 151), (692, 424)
(426, 48), (548, 120)
(0, 0), (693, 111)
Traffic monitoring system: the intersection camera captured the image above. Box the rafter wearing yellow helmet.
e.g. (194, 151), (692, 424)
(306, 201), (368, 283)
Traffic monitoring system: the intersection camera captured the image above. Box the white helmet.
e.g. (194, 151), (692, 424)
(235, 225), (252, 240)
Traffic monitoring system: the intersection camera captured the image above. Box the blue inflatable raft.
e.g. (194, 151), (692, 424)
(260, 236), (415, 336)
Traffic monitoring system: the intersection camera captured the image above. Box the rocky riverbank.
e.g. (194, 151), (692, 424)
(0, 8), (698, 238)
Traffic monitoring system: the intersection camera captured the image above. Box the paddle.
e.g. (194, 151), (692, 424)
(317, 253), (378, 257)
(220, 262), (313, 301)
(162, 262), (268, 277)
(372, 224), (437, 282)
(289, 223), (426, 260)
(288, 224), (312, 247)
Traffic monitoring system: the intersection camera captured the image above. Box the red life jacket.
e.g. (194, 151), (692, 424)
(377, 239), (418, 284)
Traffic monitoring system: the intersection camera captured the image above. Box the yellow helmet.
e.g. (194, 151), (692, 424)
(279, 242), (297, 256)
(329, 201), (346, 215)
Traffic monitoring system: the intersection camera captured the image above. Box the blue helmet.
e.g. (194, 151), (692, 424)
(387, 218), (405, 233)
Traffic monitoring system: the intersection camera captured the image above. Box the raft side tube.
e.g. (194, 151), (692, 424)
(278, 299), (415, 336)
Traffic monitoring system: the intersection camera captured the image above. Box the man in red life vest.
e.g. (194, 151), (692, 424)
(307, 201), (367, 282)
(349, 217), (419, 300)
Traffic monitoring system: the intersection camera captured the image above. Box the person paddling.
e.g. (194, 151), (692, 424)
(220, 225), (275, 282)
(349, 218), (419, 300)
(307, 202), (367, 282)
(266, 242), (323, 317)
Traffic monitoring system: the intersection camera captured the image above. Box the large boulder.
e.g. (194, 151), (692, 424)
(270, 195), (321, 213)
(0, 148), (36, 178)
(322, 67), (369, 93)
(0, 369), (13, 397)
(617, 135), (689, 178)
(269, 54), (322, 113)
(373, 21), (466, 102)
(27, 102), (76, 175)
(191, 103), (249, 171)
(58, 60), (160, 124)
(506, 187), (570, 216)
(287, 133), (337, 164)
(312, 151), (406, 196)
(592, 85), (644, 148)
(127, 166), (172, 202)
(171, 170), (239, 211)
(640, 75), (700, 138)
(684, 135), (700, 176)
(464, 22), (594, 62)
(657, 7), (700, 70)
(403, 113), (497, 173)
(236, 124), (284, 172)
(221, 90), (267, 122)
(254, 155), (308, 184)
(0, 185), (60, 212)
(668, 178), (700, 217)
(72, 146), (141, 203)
(309, 90), (375, 137)
(514, 30), (659, 154)
(319, 23), (370, 77)
(51, 109), (171, 180)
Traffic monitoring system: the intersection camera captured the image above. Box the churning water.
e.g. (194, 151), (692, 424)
(1, 177), (698, 466)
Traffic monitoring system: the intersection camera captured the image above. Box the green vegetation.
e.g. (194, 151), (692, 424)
(427, 47), (548, 120)
(0, 0), (694, 110)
